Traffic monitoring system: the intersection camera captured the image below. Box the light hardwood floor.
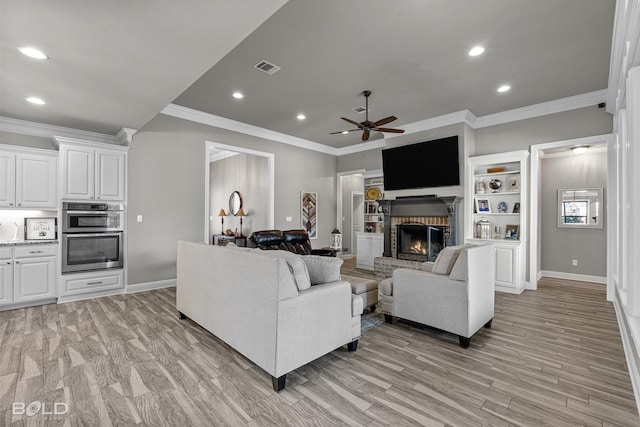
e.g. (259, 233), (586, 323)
(0, 276), (637, 426)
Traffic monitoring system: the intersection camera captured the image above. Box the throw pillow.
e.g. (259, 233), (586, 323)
(259, 250), (311, 291)
(432, 246), (461, 275)
(301, 255), (343, 285)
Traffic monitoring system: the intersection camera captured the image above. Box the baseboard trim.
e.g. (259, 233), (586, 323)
(613, 291), (640, 414)
(540, 270), (606, 284)
(127, 279), (176, 294)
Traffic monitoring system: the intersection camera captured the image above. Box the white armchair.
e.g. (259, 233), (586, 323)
(378, 244), (495, 347)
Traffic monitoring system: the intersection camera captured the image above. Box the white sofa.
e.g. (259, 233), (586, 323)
(176, 241), (362, 391)
(379, 244), (495, 348)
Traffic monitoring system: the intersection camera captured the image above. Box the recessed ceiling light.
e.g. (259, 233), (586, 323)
(497, 85), (511, 93)
(572, 146), (589, 155)
(341, 131), (349, 134)
(18, 47), (48, 60)
(26, 97), (45, 105)
(297, 114), (306, 120)
(468, 46), (485, 57)
(232, 91), (244, 99)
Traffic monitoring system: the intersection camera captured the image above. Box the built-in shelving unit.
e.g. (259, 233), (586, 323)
(364, 177), (384, 234)
(465, 150), (529, 293)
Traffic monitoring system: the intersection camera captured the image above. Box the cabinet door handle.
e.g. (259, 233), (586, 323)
(5, 262), (10, 265)
(29, 250), (44, 254)
(87, 281), (103, 285)
(9, 203), (13, 206)
(15, 261), (19, 264)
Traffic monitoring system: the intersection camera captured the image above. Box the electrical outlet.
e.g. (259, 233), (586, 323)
(137, 215), (143, 223)
(572, 259), (578, 266)
(286, 216), (292, 222)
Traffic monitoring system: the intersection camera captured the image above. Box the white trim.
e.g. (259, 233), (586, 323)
(336, 169), (366, 238)
(540, 270), (607, 285)
(204, 141), (275, 243)
(0, 143), (59, 157)
(0, 116), (134, 145)
(336, 139), (386, 156)
(163, 104), (338, 155)
(126, 279), (176, 294)
(475, 90), (608, 128)
(52, 136), (130, 152)
(210, 150), (239, 163)
(613, 291), (640, 414)
(382, 110), (477, 139)
(541, 145), (608, 159)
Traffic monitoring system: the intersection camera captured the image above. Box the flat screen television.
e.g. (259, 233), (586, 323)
(382, 136), (459, 190)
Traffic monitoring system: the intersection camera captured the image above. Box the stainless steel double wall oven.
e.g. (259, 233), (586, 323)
(61, 202), (124, 273)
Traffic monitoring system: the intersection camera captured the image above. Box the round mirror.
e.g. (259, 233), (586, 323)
(229, 191), (243, 216)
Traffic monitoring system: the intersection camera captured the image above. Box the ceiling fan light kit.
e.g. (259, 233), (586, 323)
(331, 90), (405, 141)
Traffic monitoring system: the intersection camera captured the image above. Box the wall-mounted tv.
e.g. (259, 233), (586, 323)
(382, 136), (459, 190)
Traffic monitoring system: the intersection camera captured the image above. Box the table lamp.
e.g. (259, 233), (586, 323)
(236, 208), (247, 236)
(218, 208), (227, 234)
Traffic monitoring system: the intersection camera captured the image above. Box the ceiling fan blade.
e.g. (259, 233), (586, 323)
(376, 127), (405, 133)
(329, 129), (359, 134)
(373, 116), (397, 127)
(362, 129), (370, 141)
(341, 117), (362, 127)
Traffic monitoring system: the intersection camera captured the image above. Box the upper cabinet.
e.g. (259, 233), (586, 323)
(0, 145), (57, 209)
(56, 138), (127, 202)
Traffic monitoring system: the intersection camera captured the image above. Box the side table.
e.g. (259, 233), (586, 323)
(213, 234), (247, 247)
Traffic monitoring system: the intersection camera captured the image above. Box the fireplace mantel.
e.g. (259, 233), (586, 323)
(379, 195), (463, 257)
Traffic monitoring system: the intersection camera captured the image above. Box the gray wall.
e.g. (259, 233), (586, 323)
(128, 114), (337, 285)
(540, 152), (607, 277)
(210, 153), (269, 240)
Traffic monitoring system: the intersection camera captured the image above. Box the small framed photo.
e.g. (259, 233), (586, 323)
(508, 175), (520, 192)
(512, 202), (520, 213)
(505, 224), (520, 240)
(25, 217), (57, 240)
(475, 198), (491, 213)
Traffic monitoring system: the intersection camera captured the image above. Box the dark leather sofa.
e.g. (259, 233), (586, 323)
(249, 229), (334, 256)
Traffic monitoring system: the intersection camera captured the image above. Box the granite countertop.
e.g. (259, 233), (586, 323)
(0, 240), (59, 246)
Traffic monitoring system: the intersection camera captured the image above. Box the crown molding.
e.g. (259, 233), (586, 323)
(474, 90), (608, 129)
(386, 110), (477, 138)
(162, 104), (339, 156)
(336, 138), (386, 156)
(0, 116), (134, 146)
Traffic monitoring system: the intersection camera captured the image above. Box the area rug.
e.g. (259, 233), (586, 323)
(361, 311), (385, 332)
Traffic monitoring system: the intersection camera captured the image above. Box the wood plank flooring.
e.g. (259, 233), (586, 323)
(0, 276), (638, 426)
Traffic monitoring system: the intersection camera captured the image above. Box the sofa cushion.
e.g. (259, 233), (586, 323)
(449, 248), (469, 282)
(379, 278), (393, 296)
(259, 250), (311, 291)
(432, 246), (462, 275)
(301, 255), (343, 285)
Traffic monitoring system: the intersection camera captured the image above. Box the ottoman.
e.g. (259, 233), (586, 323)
(342, 274), (378, 312)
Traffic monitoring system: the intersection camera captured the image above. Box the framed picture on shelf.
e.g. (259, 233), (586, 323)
(505, 224), (520, 239)
(512, 202), (520, 213)
(508, 175), (520, 192)
(475, 198), (491, 213)
(25, 217), (57, 240)
(301, 191), (318, 239)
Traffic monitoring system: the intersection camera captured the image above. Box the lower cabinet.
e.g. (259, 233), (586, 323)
(356, 232), (383, 270)
(466, 239), (524, 293)
(59, 269), (124, 302)
(0, 244), (58, 310)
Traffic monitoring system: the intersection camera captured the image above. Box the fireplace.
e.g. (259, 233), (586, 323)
(397, 224), (446, 262)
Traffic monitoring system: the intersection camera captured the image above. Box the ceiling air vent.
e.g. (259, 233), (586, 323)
(352, 106), (368, 114)
(254, 60), (281, 75)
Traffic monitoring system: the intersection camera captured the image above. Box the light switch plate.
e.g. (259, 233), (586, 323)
(286, 216), (292, 222)
(137, 215), (143, 223)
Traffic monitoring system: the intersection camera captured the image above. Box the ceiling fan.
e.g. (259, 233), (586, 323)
(331, 90), (405, 141)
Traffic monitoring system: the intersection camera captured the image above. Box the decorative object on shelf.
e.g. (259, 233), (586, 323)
(488, 178), (502, 192)
(330, 228), (342, 250)
(366, 186), (381, 200)
(475, 217), (492, 239)
(487, 166), (507, 173)
(229, 191), (243, 216)
(236, 208), (247, 237)
(25, 217), (57, 240)
(497, 201), (508, 213)
(301, 191), (318, 239)
(508, 175), (520, 191)
(217, 208), (227, 234)
(505, 224), (520, 239)
(475, 180), (486, 194)
(225, 228), (234, 236)
(377, 204), (384, 213)
(512, 202), (520, 213)
(475, 198), (491, 213)
(493, 225), (502, 240)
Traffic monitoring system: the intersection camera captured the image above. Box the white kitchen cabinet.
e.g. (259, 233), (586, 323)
(57, 138), (127, 201)
(59, 269), (124, 302)
(0, 146), (57, 208)
(0, 248), (13, 305)
(356, 232), (383, 270)
(493, 241), (524, 293)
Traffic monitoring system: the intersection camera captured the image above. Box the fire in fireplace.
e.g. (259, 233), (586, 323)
(397, 223), (446, 262)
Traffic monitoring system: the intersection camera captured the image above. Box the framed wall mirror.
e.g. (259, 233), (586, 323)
(557, 188), (603, 228)
(229, 191), (243, 216)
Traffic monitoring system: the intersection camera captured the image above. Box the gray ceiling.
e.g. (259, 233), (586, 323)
(1, 1), (615, 149)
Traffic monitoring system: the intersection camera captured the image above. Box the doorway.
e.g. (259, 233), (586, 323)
(351, 191), (364, 255)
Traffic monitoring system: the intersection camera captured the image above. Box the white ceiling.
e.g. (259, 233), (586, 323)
(1, 1), (615, 149)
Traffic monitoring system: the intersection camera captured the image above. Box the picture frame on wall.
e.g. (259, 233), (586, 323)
(475, 198), (491, 213)
(301, 191), (318, 239)
(25, 217), (57, 240)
